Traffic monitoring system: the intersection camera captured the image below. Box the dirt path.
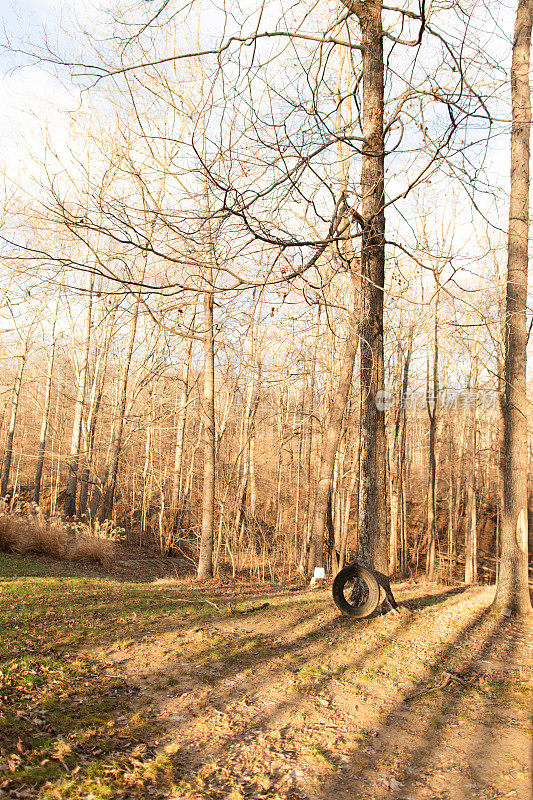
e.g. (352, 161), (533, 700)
(96, 583), (532, 800)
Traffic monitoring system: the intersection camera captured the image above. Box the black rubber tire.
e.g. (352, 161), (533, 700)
(332, 563), (380, 618)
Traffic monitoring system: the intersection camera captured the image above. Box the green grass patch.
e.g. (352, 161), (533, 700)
(0, 552), (227, 798)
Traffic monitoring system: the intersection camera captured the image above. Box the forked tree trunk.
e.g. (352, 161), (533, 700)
(493, 0), (533, 615)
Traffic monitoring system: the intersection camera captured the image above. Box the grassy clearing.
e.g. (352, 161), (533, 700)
(1, 553), (531, 800)
(0, 553), (229, 799)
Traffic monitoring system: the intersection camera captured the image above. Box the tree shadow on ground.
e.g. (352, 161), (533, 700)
(400, 584), (470, 610)
(315, 609), (529, 799)
(5, 558), (530, 800)
(132, 586), (531, 800)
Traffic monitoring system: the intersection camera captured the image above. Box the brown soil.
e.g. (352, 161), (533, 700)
(93, 582), (533, 800)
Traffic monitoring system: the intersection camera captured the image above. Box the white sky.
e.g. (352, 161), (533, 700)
(0, 0), (519, 260)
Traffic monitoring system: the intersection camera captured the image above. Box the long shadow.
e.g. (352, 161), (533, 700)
(5, 560), (514, 799)
(400, 584), (469, 610)
(129, 585), (532, 800)
(316, 609), (526, 799)
(133, 583), (482, 721)
(123, 587), (488, 798)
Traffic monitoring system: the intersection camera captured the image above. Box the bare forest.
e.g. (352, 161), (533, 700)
(0, 2), (531, 798)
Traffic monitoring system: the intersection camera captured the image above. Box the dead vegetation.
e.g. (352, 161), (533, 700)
(0, 503), (119, 567)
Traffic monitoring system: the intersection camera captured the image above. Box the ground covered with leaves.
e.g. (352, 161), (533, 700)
(0, 553), (531, 799)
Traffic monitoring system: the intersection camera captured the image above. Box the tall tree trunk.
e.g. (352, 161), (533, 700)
(493, 0), (533, 616)
(33, 348), (56, 505)
(426, 310), (439, 580)
(273, 375), (289, 538)
(0, 343), (29, 499)
(233, 361), (259, 538)
(299, 312), (319, 573)
(197, 270), (216, 579)
(465, 471), (477, 584)
(49, 380), (62, 516)
(141, 385), (154, 538)
(98, 292), (142, 522)
(171, 330), (194, 528)
(79, 307), (114, 517)
(346, 0), (388, 574)
(78, 356), (106, 518)
(249, 414), (257, 518)
(465, 363), (478, 584)
(447, 434), (456, 580)
(398, 331), (412, 575)
(63, 273), (93, 517)
(34, 298), (60, 505)
(308, 284), (360, 576)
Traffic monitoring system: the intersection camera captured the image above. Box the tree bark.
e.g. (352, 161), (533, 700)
(0, 343), (29, 499)
(493, 0), (533, 615)
(98, 292), (142, 522)
(307, 289), (360, 576)
(197, 271), (216, 579)
(63, 273), (93, 517)
(426, 309), (439, 580)
(349, 0), (388, 575)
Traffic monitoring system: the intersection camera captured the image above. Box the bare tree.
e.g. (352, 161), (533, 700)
(0, 326), (32, 499)
(493, 0), (533, 616)
(63, 271), (94, 517)
(33, 295), (60, 505)
(426, 302), (439, 580)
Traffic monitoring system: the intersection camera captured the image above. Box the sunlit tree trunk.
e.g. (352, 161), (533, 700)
(493, 0), (533, 615)
(171, 330), (194, 528)
(426, 309), (439, 580)
(197, 269), (216, 579)
(63, 273), (94, 516)
(346, 0), (388, 575)
(0, 338), (30, 499)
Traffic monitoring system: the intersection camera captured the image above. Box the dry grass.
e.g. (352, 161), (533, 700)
(0, 503), (119, 567)
(68, 534), (115, 568)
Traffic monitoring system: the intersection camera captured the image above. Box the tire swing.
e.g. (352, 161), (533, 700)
(332, 563), (381, 618)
